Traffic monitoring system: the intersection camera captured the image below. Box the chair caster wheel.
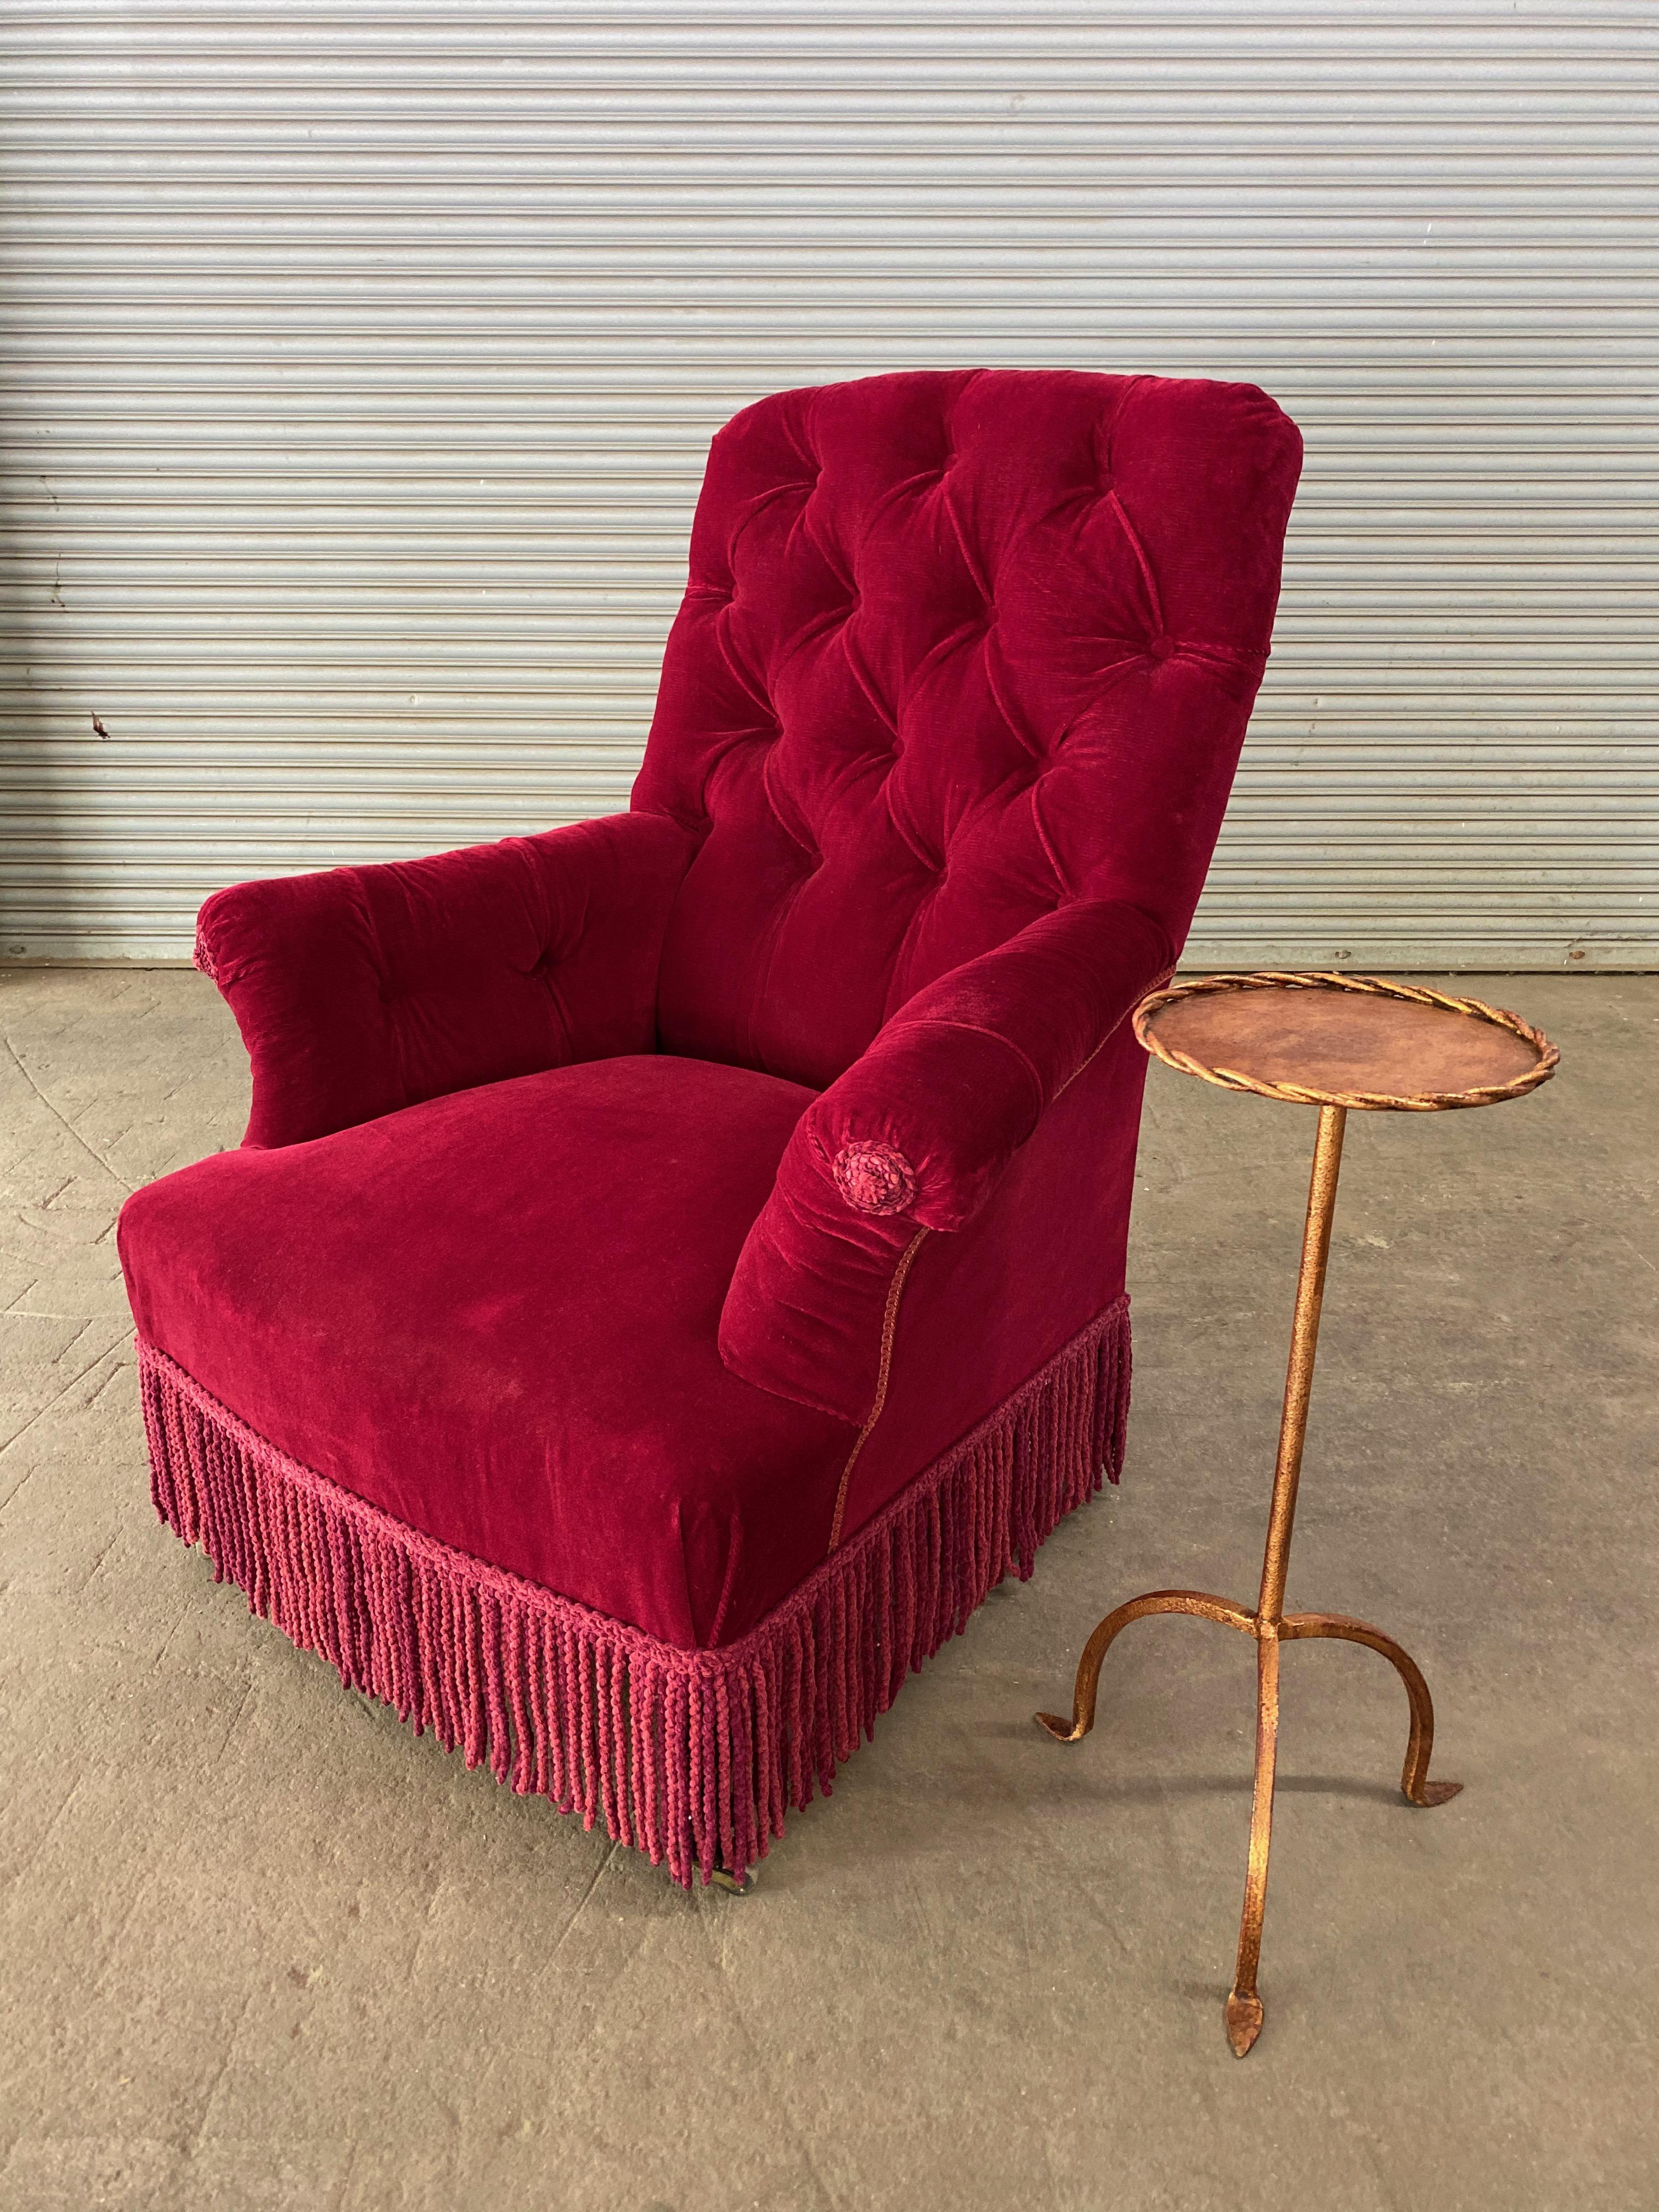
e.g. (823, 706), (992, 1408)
(709, 1865), (752, 1895)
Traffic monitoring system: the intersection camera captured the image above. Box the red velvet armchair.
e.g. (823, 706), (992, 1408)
(121, 370), (1301, 1886)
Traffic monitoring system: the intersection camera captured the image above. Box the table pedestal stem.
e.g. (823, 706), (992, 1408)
(1225, 1099), (1345, 2050)
(1037, 1102), (1462, 2058)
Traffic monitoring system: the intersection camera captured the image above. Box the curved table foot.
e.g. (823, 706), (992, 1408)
(1035, 1589), (1256, 1743)
(1281, 1611), (1463, 1807)
(1224, 1989), (1265, 2058)
(1040, 1587), (1460, 2057)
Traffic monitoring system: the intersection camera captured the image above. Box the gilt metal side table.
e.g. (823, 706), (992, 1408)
(1038, 972), (1558, 2057)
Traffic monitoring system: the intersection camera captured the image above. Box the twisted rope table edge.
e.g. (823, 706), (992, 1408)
(1131, 970), (1560, 1111)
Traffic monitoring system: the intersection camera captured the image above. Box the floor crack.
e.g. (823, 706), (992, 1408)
(2, 1034), (133, 1193)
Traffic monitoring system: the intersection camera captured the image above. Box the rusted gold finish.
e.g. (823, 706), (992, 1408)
(1258, 1101), (1344, 1626)
(1135, 970), (1558, 1112)
(1035, 967), (1559, 2058)
(1035, 1589), (1256, 1741)
(1227, 1633), (1280, 2055)
(1279, 1612), (1462, 1808)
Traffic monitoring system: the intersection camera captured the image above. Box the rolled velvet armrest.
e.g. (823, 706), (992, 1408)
(196, 810), (698, 1148)
(719, 898), (1173, 1425)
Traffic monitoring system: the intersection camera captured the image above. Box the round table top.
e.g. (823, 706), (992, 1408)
(1135, 972), (1558, 1111)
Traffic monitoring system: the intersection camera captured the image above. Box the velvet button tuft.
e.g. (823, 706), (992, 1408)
(1148, 634), (1176, 660)
(832, 1141), (917, 1217)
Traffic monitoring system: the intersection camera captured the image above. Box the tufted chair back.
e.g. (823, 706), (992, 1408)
(634, 368), (1302, 1091)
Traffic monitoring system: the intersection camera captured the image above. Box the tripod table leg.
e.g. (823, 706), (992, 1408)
(1039, 1104), (1460, 2056)
(1223, 1632), (1282, 2056)
(1034, 1588), (1256, 1744)
(1281, 1612), (1463, 1808)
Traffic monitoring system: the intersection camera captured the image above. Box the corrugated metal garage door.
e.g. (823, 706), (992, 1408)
(1, 4), (1654, 968)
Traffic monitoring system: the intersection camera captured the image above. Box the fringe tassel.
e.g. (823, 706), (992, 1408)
(139, 1295), (1130, 1888)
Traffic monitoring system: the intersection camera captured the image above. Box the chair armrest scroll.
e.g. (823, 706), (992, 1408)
(719, 899), (1173, 1424)
(196, 810), (697, 1147)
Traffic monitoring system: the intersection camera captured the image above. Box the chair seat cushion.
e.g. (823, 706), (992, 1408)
(119, 1055), (858, 1650)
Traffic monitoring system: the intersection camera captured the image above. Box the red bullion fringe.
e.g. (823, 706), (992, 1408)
(138, 1295), (1130, 1888)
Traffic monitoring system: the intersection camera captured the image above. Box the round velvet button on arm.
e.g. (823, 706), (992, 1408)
(832, 1141), (917, 1217)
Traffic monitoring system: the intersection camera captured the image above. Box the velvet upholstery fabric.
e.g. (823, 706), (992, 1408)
(719, 896), (1172, 1426)
(637, 369), (1299, 1088)
(120, 368), (1301, 1871)
(197, 811), (696, 1149)
(837, 1019), (1149, 1543)
(121, 1054), (855, 1648)
(137, 1302), (1131, 1888)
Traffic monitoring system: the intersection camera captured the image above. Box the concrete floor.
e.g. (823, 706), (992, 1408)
(1, 967), (1654, 2211)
